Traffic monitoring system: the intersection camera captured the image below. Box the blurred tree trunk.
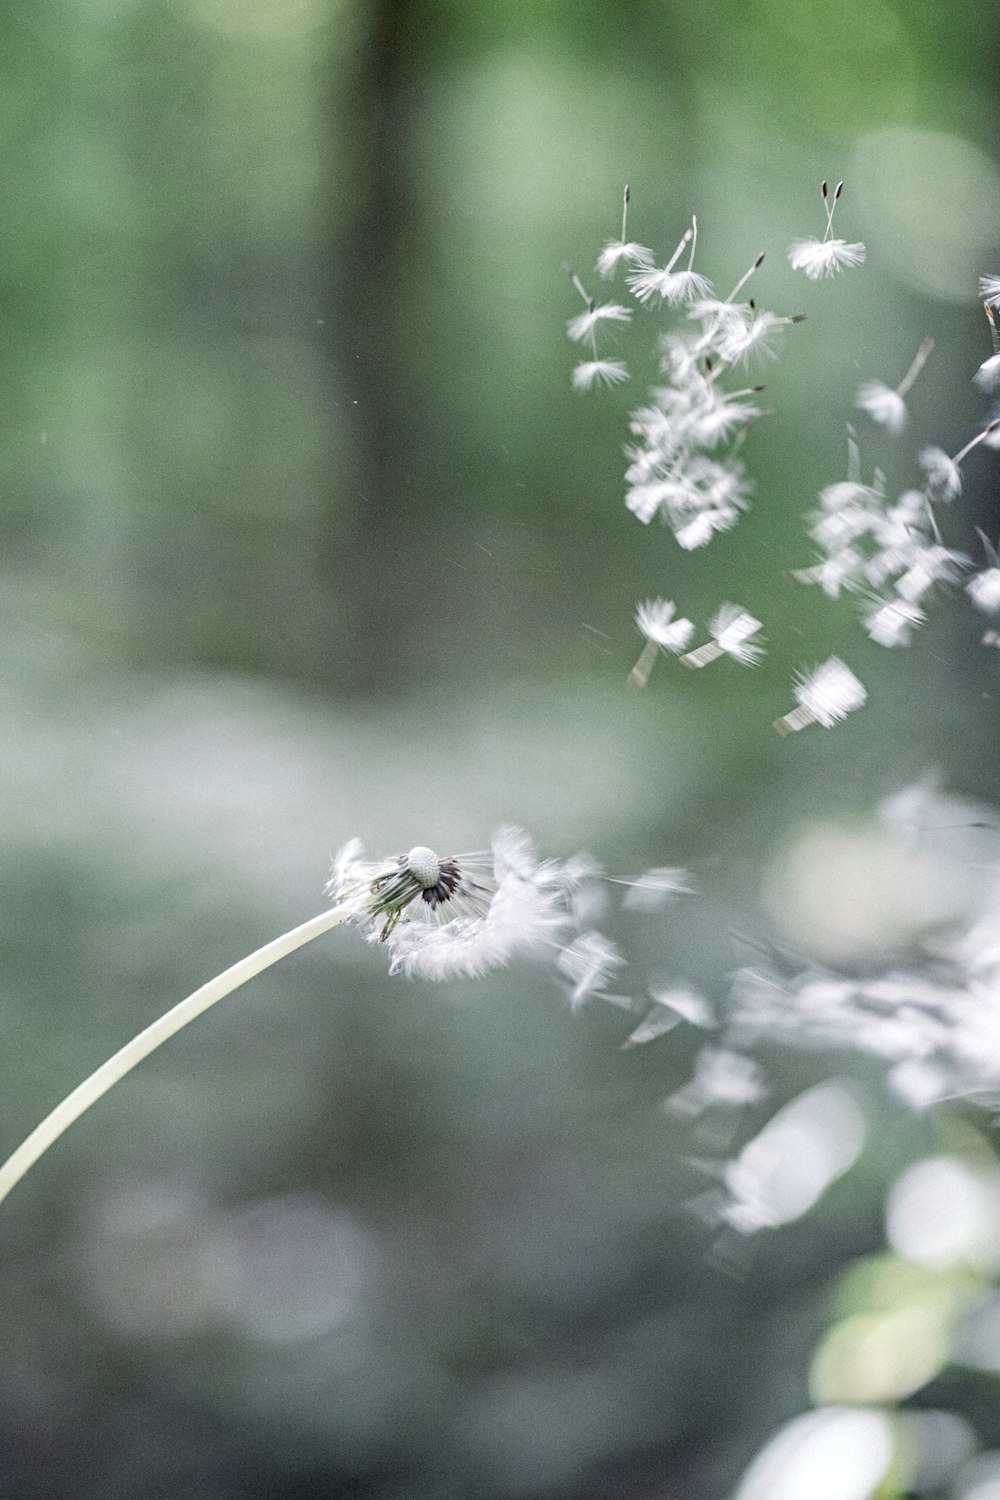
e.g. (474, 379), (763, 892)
(324, 0), (432, 695)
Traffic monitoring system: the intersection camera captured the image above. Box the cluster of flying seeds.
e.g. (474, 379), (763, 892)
(570, 181), (1000, 730)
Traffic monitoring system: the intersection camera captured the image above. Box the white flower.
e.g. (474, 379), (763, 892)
(634, 599), (694, 652)
(571, 359), (629, 392)
(596, 239), (654, 278)
(967, 567), (1000, 614)
(775, 658), (867, 734)
(920, 446), (962, 500)
(566, 302), (632, 343)
(327, 828), (568, 980)
(856, 381), (906, 435)
(787, 236), (865, 279)
(863, 596), (925, 648)
(979, 274), (1000, 307)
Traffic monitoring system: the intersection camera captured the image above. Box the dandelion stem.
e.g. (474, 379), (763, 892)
(0, 903), (353, 1211)
(680, 640), (724, 669)
(628, 639), (660, 689)
(774, 705), (817, 736)
(896, 337), (934, 398)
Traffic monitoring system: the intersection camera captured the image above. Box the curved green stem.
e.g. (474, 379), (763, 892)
(0, 903), (352, 1210)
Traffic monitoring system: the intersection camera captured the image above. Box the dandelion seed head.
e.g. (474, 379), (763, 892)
(979, 274), (1000, 307)
(327, 827), (569, 979)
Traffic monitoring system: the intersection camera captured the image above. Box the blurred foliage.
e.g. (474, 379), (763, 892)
(3, 0), (1000, 1497)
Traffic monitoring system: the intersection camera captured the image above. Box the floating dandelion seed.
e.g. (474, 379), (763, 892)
(558, 931), (627, 1011)
(628, 216), (711, 305)
(967, 532), (1000, 615)
(628, 598), (694, 687)
(856, 338), (933, 435)
(617, 866), (695, 912)
(596, 184), (655, 279)
(774, 658), (867, 735)
(0, 829), (570, 1209)
(571, 359), (629, 392)
(788, 179), (866, 280)
(863, 596), (925, 648)
(566, 301), (632, 344)
(680, 604), (765, 669)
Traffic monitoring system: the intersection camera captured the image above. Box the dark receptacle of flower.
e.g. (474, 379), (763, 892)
(366, 846), (490, 940)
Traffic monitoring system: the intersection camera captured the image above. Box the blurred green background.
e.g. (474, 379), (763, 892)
(3, 0), (1000, 1495)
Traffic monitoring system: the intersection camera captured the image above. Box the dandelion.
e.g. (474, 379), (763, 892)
(856, 338), (933, 436)
(979, 274), (1000, 308)
(571, 359), (629, 392)
(596, 184), (655, 279)
(628, 598), (694, 687)
(787, 179), (866, 280)
(680, 604), (765, 669)
(0, 829), (567, 1208)
(774, 657), (867, 735)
